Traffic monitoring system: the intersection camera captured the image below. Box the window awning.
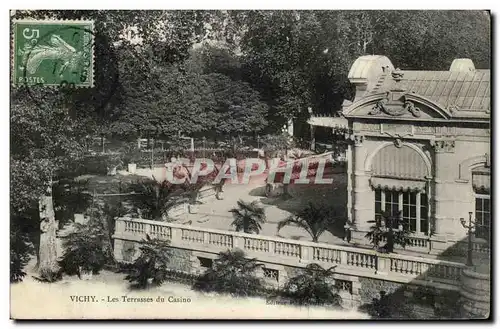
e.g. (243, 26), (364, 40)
(371, 144), (428, 180)
(370, 177), (426, 192)
(473, 172), (490, 194)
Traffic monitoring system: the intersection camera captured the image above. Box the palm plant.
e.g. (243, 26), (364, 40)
(229, 200), (266, 234)
(59, 217), (108, 278)
(124, 234), (172, 289)
(277, 202), (335, 242)
(128, 179), (189, 220)
(283, 263), (341, 306)
(365, 211), (410, 253)
(193, 249), (264, 296)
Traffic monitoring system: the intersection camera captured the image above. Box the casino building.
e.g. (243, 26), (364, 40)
(308, 55), (490, 253)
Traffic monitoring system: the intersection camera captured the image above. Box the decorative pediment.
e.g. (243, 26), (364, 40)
(342, 92), (452, 120)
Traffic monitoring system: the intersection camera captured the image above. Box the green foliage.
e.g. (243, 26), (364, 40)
(260, 134), (292, 154)
(87, 202), (128, 262)
(277, 202), (338, 242)
(111, 58), (268, 140)
(229, 200), (266, 234)
(59, 218), (108, 277)
(204, 73), (268, 137)
(10, 229), (33, 283)
(124, 235), (172, 289)
(128, 179), (190, 220)
(193, 249), (264, 296)
(283, 263), (341, 306)
(238, 10), (490, 127)
(365, 211), (410, 253)
(52, 178), (92, 227)
(123, 146), (142, 164)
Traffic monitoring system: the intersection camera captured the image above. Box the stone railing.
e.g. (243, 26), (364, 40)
(380, 233), (490, 256)
(113, 217), (465, 290)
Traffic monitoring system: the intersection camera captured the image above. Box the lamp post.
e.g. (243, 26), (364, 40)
(460, 212), (475, 267)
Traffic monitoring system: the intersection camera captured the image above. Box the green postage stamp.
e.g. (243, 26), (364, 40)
(12, 19), (94, 87)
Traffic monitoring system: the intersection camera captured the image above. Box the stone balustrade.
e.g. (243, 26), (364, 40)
(380, 233), (490, 256)
(113, 217), (466, 291)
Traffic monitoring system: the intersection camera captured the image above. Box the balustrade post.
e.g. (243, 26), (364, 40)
(114, 219), (125, 237)
(268, 241), (276, 255)
(170, 227), (182, 246)
(340, 250), (348, 265)
(144, 222), (151, 237)
(233, 235), (244, 250)
(203, 232), (210, 244)
(376, 254), (388, 275)
(300, 245), (313, 263)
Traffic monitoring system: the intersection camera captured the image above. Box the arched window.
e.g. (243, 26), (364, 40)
(370, 144), (430, 235)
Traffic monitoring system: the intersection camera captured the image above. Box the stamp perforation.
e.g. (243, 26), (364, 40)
(11, 18), (95, 88)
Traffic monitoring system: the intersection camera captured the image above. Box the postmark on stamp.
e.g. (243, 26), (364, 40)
(12, 19), (95, 87)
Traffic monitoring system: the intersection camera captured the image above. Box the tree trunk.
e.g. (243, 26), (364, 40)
(38, 188), (59, 281)
(101, 212), (117, 265)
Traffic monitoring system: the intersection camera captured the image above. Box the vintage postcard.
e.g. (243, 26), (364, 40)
(9, 9), (491, 320)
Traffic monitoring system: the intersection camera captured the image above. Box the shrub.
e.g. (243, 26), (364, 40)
(283, 263), (341, 306)
(124, 235), (172, 289)
(193, 249), (264, 297)
(59, 217), (108, 277)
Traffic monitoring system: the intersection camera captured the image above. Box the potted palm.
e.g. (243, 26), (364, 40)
(229, 200), (266, 234)
(125, 148), (141, 174)
(277, 203), (336, 242)
(365, 211), (410, 253)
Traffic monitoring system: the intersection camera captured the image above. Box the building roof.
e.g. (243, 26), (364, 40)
(368, 69), (490, 112)
(346, 56), (490, 118)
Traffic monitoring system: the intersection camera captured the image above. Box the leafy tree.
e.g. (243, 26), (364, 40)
(283, 263), (341, 306)
(365, 211), (410, 253)
(193, 249), (264, 296)
(11, 96), (87, 281)
(229, 200), (266, 234)
(124, 235), (172, 289)
(187, 43), (243, 80)
(204, 73), (268, 138)
(111, 58), (218, 139)
(238, 10), (490, 140)
(10, 9), (211, 281)
(10, 229), (33, 283)
(277, 202), (336, 242)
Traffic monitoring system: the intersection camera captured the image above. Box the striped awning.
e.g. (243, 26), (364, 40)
(472, 172), (490, 193)
(370, 177), (426, 192)
(371, 144), (428, 180)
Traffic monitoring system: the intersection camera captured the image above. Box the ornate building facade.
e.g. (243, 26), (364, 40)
(309, 55), (490, 253)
